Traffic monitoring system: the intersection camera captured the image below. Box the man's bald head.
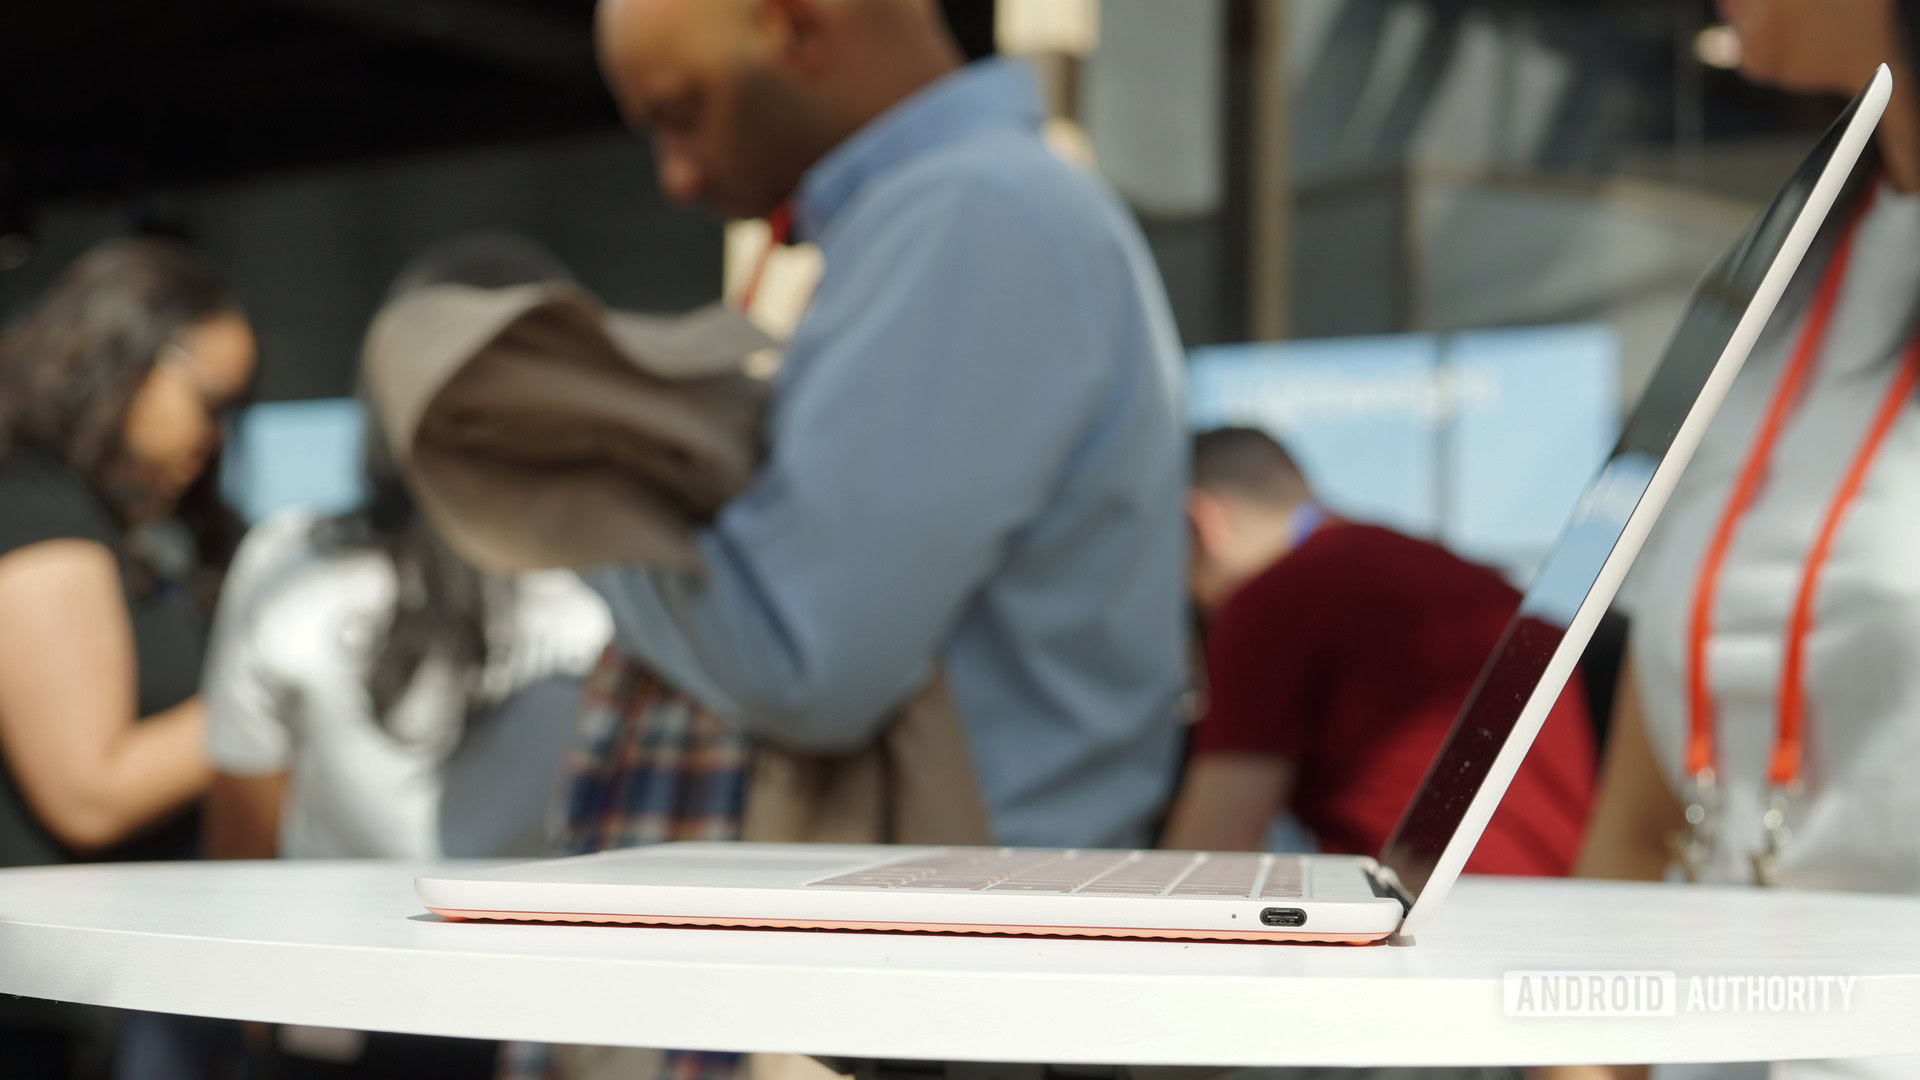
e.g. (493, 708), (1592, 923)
(597, 0), (962, 219)
(598, 0), (753, 78)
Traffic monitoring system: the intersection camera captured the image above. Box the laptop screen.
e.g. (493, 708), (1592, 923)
(1375, 87), (1871, 904)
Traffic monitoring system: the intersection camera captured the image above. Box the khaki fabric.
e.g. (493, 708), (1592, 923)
(364, 283), (770, 576)
(546, 1045), (667, 1080)
(742, 671), (991, 847)
(361, 280), (994, 851)
(747, 1055), (844, 1080)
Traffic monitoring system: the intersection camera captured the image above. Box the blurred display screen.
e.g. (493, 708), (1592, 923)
(222, 398), (368, 524)
(1188, 324), (1620, 576)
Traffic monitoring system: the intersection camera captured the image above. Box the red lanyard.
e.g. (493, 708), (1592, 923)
(736, 201), (795, 314)
(1685, 186), (1920, 791)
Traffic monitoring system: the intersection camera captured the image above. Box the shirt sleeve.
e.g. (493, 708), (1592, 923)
(0, 455), (117, 559)
(1190, 559), (1337, 762)
(475, 571), (611, 704)
(588, 176), (1108, 753)
(202, 515), (310, 776)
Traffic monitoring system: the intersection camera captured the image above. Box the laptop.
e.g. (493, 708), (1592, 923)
(417, 69), (1892, 946)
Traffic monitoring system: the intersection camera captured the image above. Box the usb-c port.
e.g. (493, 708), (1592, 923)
(1260, 907), (1307, 928)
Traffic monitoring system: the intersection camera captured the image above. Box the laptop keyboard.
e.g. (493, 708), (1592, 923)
(805, 849), (1306, 899)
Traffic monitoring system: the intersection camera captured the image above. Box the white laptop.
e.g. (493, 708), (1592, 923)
(418, 69), (1892, 946)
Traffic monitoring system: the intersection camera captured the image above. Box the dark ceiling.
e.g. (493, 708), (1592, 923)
(0, 0), (1813, 219)
(0, 0), (998, 213)
(1, 0), (613, 205)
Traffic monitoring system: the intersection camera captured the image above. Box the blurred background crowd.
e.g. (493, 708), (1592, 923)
(1, 2), (1917, 1080)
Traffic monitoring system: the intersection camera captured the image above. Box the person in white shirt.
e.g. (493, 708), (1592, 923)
(202, 236), (612, 863)
(201, 507), (607, 861)
(1549, 3), (1920, 1079)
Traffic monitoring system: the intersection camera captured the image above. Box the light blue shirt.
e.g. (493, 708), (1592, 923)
(589, 59), (1188, 848)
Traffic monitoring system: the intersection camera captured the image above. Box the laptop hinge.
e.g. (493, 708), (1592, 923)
(1365, 862), (1414, 914)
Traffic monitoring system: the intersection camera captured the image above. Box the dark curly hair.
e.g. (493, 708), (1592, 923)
(0, 238), (248, 578)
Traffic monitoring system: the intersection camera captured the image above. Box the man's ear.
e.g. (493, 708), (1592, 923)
(1186, 490), (1231, 561)
(759, 0), (834, 68)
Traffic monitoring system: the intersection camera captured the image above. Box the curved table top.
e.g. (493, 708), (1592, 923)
(0, 860), (1916, 1069)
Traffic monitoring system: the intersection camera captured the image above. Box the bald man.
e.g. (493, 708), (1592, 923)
(588, 0), (1187, 848)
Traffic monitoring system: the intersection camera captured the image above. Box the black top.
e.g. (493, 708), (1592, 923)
(0, 450), (204, 867)
(1905, 4), (1920, 113)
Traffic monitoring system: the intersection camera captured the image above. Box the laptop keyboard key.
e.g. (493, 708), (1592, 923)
(805, 848), (1316, 901)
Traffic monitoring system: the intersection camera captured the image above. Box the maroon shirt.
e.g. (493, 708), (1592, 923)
(1192, 522), (1595, 876)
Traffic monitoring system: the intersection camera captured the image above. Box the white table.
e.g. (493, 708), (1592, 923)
(1, 861), (1917, 1070)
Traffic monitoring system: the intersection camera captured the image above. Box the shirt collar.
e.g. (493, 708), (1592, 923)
(1288, 501), (1327, 548)
(794, 57), (1046, 242)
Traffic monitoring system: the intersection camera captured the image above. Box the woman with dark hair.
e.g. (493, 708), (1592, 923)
(200, 233), (607, 867)
(0, 237), (255, 867)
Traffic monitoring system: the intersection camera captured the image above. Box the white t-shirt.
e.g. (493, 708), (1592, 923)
(1623, 183), (1920, 1080)
(205, 510), (611, 860)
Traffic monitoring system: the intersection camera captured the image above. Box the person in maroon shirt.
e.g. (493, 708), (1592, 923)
(1162, 428), (1596, 875)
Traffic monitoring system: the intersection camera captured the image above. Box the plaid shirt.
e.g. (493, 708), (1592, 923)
(502, 647), (751, 1080)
